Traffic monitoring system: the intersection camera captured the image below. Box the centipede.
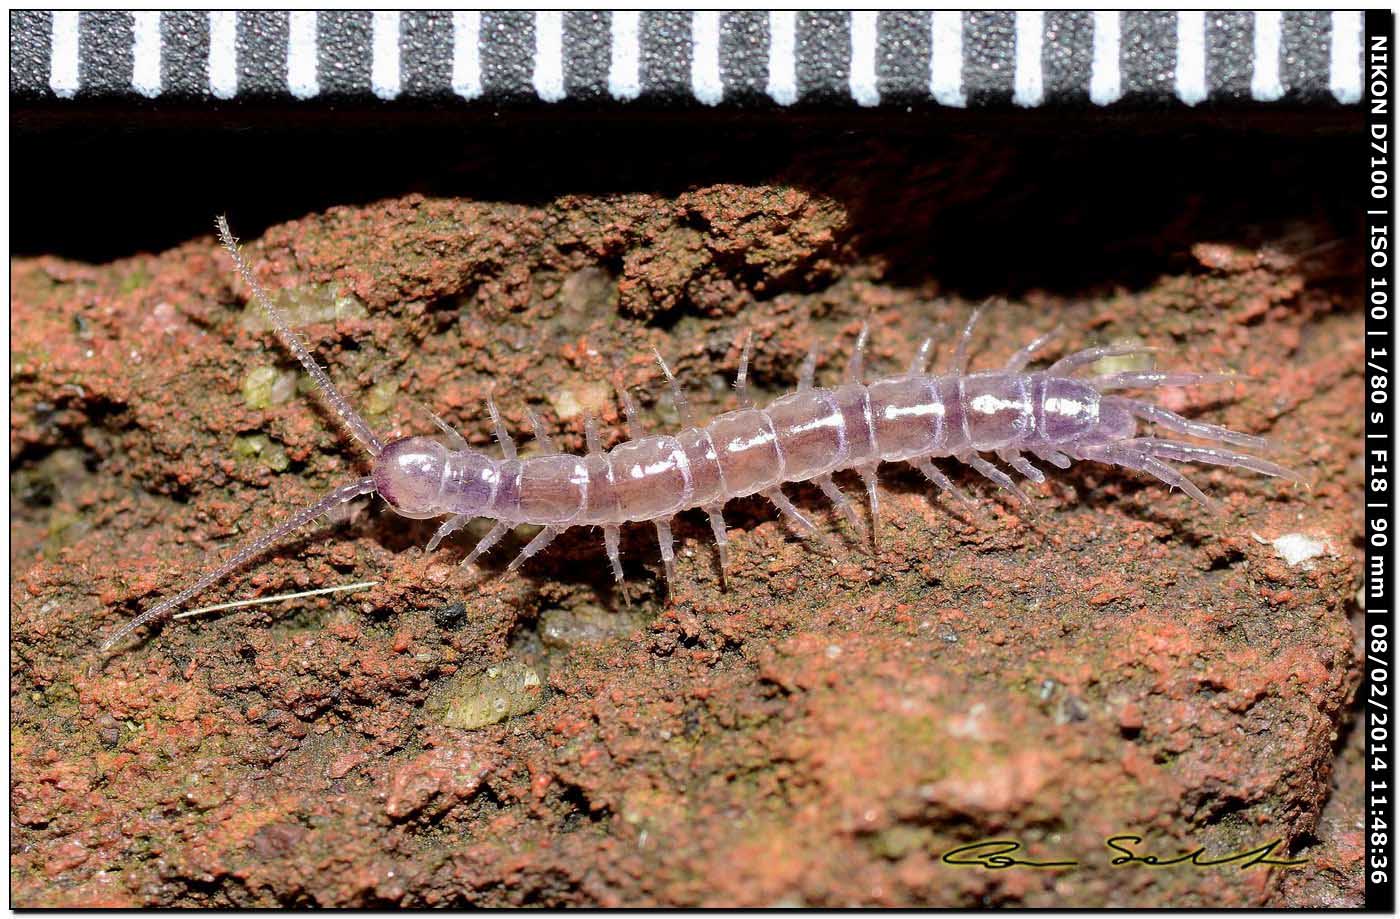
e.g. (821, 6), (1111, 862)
(96, 217), (1301, 654)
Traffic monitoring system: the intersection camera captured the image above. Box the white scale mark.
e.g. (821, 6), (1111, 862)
(1089, 10), (1121, 106)
(371, 10), (401, 100)
(692, 10), (723, 105)
(930, 11), (965, 108)
(609, 10), (640, 101)
(1330, 11), (1362, 104)
(1251, 10), (1284, 101)
(533, 10), (565, 102)
(767, 10), (797, 106)
(1013, 10), (1043, 107)
(452, 11), (481, 100)
(849, 10), (879, 107)
(50, 10), (80, 98)
(131, 11), (161, 98)
(287, 10), (319, 99)
(208, 11), (237, 99)
(1175, 10), (1206, 106)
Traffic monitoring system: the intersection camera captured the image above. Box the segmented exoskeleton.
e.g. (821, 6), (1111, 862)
(97, 218), (1300, 653)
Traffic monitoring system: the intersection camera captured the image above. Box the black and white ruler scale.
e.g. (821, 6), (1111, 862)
(11, 10), (1364, 109)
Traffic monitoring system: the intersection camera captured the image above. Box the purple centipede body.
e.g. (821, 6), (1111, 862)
(96, 219), (1301, 654)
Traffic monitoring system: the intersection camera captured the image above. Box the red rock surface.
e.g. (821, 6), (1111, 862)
(12, 176), (1361, 906)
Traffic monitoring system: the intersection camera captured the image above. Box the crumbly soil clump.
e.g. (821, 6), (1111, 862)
(12, 146), (1363, 906)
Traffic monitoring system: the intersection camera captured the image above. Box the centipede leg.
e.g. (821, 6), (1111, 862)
(859, 466), (881, 551)
(798, 342), (819, 391)
(603, 524), (631, 605)
(462, 520), (511, 568)
(1089, 370), (1239, 391)
(815, 473), (867, 536)
(845, 322), (869, 384)
(652, 349), (694, 428)
(1030, 448), (1073, 470)
(913, 458), (978, 512)
(654, 518), (678, 592)
(619, 387), (644, 440)
(998, 449), (1046, 484)
(967, 455), (1033, 504)
(427, 514), (471, 553)
(1046, 344), (1157, 375)
(1086, 445), (1221, 512)
(705, 505), (730, 587)
(485, 391), (517, 460)
(908, 337), (935, 376)
(415, 400), (469, 451)
(735, 333), (755, 409)
(949, 304), (988, 375)
(1003, 325), (1062, 372)
(763, 487), (831, 550)
(584, 414), (602, 454)
(507, 525), (560, 573)
(525, 407), (555, 452)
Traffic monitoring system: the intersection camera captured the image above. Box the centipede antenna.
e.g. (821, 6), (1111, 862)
(216, 217), (385, 458)
(97, 476), (378, 654)
(652, 349), (694, 429)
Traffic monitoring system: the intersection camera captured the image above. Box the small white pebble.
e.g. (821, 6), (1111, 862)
(1268, 533), (1331, 567)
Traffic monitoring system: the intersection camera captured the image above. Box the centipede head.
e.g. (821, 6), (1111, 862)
(372, 436), (497, 519)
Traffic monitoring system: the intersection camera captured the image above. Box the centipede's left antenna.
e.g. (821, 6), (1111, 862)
(96, 476), (379, 653)
(216, 216), (385, 458)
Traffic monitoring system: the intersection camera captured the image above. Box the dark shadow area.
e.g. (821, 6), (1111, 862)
(14, 107), (1361, 303)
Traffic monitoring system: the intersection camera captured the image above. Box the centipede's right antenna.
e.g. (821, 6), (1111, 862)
(216, 216), (385, 458)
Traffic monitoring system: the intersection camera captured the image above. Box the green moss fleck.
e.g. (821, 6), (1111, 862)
(232, 434), (289, 472)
